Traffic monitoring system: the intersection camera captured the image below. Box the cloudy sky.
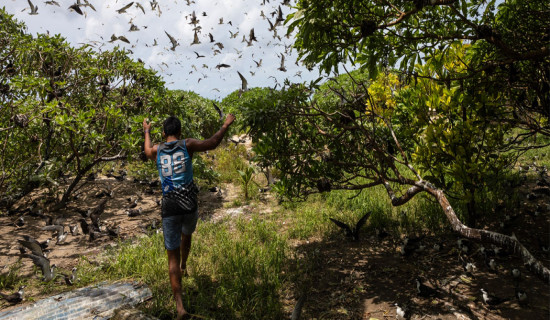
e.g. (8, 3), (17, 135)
(3, 0), (325, 100)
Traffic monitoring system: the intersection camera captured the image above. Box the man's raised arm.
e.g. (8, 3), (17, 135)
(186, 114), (236, 153)
(143, 118), (158, 160)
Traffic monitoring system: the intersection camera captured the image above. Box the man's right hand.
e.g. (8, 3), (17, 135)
(224, 114), (236, 127)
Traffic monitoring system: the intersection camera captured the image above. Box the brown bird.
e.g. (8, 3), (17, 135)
(68, 3), (83, 15)
(191, 30), (201, 45)
(135, 2), (145, 14)
(215, 63), (231, 69)
(249, 28), (258, 42)
(165, 31), (179, 50)
(189, 10), (199, 25)
(0, 286), (26, 304)
(109, 34), (130, 44)
(237, 71), (248, 93)
(278, 54), (287, 72)
(27, 0), (39, 15)
(116, 2), (134, 14)
(89, 198), (108, 231)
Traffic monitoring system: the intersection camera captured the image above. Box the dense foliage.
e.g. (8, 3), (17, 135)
(289, 0), (549, 136)
(0, 10), (219, 208)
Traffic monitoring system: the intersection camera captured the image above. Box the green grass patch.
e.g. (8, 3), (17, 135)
(77, 213), (288, 319)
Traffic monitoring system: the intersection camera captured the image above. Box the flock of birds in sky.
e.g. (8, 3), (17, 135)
(13, 0), (313, 99)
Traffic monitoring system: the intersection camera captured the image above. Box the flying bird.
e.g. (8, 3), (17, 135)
(215, 63), (231, 69)
(214, 42), (224, 50)
(329, 212), (371, 241)
(237, 71), (248, 93)
(23, 253), (57, 282)
(212, 102), (224, 121)
(208, 33), (214, 42)
(45, 1), (60, 6)
(17, 237), (48, 257)
(276, 5), (284, 23)
(249, 28), (258, 42)
(27, 0), (38, 15)
(82, 0), (96, 11)
(135, 2), (145, 14)
(67, 3), (84, 15)
(194, 51), (205, 58)
(116, 2), (134, 14)
(191, 30), (201, 45)
(189, 10), (199, 25)
(109, 34), (130, 44)
(165, 31), (179, 51)
(253, 59), (262, 67)
(278, 54), (287, 72)
(129, 24), (139, 31)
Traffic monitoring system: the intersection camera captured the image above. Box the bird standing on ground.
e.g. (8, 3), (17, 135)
(89, 198), (108, 230)
(64, 267), (78, 285)
(41, 224), (67, 244)
(480, 288), (509, 307)
(395, 302), (409, 320)
(126, 207), (142, 217)
(0, 286), (25, 304)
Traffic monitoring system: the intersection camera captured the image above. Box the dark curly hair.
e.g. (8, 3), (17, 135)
(163, 116), (181, 137)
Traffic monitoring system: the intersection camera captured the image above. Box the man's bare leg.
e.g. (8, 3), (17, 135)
(180, 233), (192, 274)
(167, 249), (188, 320)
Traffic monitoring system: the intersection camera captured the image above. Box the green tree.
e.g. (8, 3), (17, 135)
(0, 9), (168, 208)
(288, 0), (549, 135)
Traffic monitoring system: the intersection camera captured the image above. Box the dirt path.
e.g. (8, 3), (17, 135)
(0, 172), (252, 308)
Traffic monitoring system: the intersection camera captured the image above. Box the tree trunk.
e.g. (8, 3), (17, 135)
(420, 181), (550, 283)
(52, 153), (126, 211)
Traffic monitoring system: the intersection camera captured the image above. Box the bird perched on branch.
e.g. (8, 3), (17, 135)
(329, 211), (371, 241)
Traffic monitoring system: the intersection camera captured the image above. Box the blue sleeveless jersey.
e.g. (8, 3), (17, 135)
(156, 140), (194, 196)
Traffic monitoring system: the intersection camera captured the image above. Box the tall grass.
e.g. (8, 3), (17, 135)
(78, 214), (288, 319)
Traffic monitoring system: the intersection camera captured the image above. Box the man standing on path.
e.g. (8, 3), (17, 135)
(143, 114), (236, 320)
